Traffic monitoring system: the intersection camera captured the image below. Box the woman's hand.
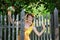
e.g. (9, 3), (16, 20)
(8, 10), (12, 16)
(14, 21), (20, 25)
(42, 24), (46, 30)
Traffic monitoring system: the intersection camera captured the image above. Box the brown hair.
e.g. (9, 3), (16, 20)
(27, 14), (34, 18)
(26, 14), (34, 22)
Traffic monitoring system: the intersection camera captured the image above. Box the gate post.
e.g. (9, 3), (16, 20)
(20, 9), (25, 40)
(0, 15), (2, 40)
(54, 8), (59, 40)
(50, 7), (59, 40)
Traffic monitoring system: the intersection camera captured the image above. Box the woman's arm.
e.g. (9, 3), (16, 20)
(33, 24), (46, 37)
(8, 11), (14, 24)
(8, 11), (20, 25)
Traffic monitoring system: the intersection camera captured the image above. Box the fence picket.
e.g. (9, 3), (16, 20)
(12, 15), (15, 40)
(16, 14), (19, 40)
(0, 13), (52, 40)
(8, 20), (10, 40)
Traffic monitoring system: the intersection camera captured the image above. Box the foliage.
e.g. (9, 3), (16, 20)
(0, 0), (57, 17)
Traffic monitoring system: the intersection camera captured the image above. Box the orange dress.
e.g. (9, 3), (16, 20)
(18, 23), (34, 40)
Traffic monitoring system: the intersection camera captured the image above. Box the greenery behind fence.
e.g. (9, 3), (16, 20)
(0, 0), (58, 17)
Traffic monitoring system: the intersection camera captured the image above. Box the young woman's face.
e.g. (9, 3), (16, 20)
(27, 15), (33, 22)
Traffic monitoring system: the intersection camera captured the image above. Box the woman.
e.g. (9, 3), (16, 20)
(7, 6), (46, 40)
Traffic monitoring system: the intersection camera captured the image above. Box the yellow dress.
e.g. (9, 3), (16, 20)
(18, 23), (34, 40)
